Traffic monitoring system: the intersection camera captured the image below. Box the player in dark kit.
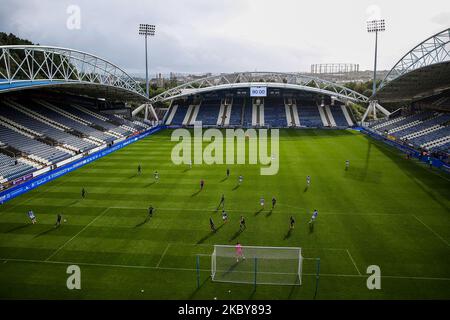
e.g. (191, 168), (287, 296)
(138, 164), (142, 175)
(239, 216), (246, 231)
(289, 216), (295, 229)
(55, 213), (62, 228)
(272, 197), (277, 209)
(226, 168), (230, 177)
(81, 188), (86, 198)
(218, 194), (225, 209)
(200, 179), (204, 190)
(210, 217), (216, 232)
(148, 205), (154, 218)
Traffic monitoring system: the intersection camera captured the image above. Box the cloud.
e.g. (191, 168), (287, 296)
(431, 11), (450, 27)
(0, 0), (449, 76)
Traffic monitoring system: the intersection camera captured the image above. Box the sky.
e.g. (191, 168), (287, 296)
(0, 0), (449, 76)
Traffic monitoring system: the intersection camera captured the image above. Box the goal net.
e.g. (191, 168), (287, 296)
(211, 245), (303, 286)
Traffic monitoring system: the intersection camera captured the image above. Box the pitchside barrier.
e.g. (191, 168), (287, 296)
(359, 127), (449, 171)
(0, 125), (165, 204)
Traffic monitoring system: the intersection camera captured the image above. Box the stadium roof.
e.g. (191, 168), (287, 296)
(148, 72), (370, 104)
(0, 45), (149, 102)
(375, 28), (450, 104)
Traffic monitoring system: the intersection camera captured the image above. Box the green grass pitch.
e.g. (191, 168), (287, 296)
(0, 129), (449, 299)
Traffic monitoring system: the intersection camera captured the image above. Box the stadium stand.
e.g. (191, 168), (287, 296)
(242, 100), (253, 127)
(0, 123), (71, 165)
(0, 92), (153, 188)
(167, 103), (190, 125)
(24, 101), (116, 144)
(368, 110), (450, 153)
(65, 104), (134, 137)
(297, 101), (323, 127)
(195, 99), (221, 125)
(229, 98), (243, 126)
(163, 96), (355, 129)
(103, 113), (149, 131)
(0, 153), (36, 181)
(0, 101), (96, 152)
(264, 97), (287, 127)
(329, 105), (349, 127)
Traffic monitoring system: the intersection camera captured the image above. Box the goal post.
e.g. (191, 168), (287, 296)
(211, 245), (303, 286)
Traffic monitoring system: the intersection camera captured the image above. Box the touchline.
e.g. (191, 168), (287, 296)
(171, 122), (279, 175)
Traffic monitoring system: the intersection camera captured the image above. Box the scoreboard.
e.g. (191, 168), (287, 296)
(250, 86), (267, 97)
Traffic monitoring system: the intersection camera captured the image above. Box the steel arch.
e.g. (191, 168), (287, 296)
(148, 72), (370, 104)
(0, 45), (147, 100)
(378, 28), (450, 91)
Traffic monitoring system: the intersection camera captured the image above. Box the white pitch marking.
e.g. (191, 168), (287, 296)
(156, 243), (171, 268)
(1, 258), (449, 282)
(346, 249), (362, 276)
(45, 207), (110, 261)
(413, 215), (449, 247)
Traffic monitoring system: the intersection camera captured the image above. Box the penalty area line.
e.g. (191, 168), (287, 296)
(346, 249), (362, 276)
(156, 243), (171, 268)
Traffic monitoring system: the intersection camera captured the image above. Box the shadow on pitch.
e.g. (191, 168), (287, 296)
(144, 181), (156, 188)
(288, 283), (299, 300)
(364, 135), (450, 210)
(254, 208), (264, 216)
(6, 224), (31, 233)
(232, 184), (240, 191)
(191, 189), (202, 197)
(188, 276), (210, 299)
(229, 228), (244, 242)
(196, 224), (224, 244)
(135, 214), (156, 228)
(248, 288), (257, 300)
(220, 176), (228, 183)
(265, 209), (273, 217)
(222, 261), (240, 278)
(284, 228), (292, 240)
(34, 227), (57, 238)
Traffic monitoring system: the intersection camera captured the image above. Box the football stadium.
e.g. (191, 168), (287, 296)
(0, 1), (449, 305)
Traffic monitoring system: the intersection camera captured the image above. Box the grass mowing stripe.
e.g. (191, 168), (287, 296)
(413, 215), (449, 247)
(110, 205), (413, 216)
(1, 129), (449, 299)
(1, 257), (450, 281)
(0, 179), (68, 217)
(45, 207), (110, 261)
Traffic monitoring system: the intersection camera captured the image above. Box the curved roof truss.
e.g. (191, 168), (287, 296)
(378, 28), (450, 91)
(0, 45), (147, 100)
(149, 72), (369, 104)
